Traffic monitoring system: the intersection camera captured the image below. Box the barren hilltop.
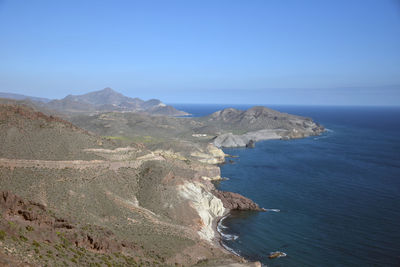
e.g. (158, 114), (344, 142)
(0, 89), (324, 266)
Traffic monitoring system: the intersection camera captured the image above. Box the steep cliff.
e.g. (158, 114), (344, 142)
(179, 181), (226, 241)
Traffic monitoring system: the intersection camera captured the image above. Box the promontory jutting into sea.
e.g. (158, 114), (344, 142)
(1, 87), (399, 266)
(0, 88), (325, 266)
(1, 0), (399, 266)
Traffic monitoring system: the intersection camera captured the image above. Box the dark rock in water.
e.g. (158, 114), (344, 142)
(246, 140), (255, 148)
(228, 159), (235, 164)
(268, 251), (287, 259)
(213, 190), (265, 211)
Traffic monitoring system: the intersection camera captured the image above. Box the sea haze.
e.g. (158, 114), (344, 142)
(174, 104), (400, 266)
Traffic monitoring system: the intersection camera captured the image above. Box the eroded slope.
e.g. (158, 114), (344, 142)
(0, 103), (254, 266)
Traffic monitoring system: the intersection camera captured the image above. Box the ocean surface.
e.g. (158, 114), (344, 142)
(172, 104), (400, 266)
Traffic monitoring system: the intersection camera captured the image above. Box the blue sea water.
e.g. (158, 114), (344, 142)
(173, 104), (400, 266)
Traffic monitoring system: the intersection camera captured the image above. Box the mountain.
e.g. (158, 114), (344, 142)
(62, 87), (132, 106)
(0, 88), (189, 116)
(0, 92), (52, 103)
(46, 87), (189, 116)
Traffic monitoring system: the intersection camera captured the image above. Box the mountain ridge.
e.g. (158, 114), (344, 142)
(0, 88), (189, 116)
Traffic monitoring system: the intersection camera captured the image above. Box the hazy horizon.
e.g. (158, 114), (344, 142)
(2, 86), (400, 107)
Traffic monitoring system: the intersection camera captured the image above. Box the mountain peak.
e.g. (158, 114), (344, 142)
(101, 87), (115, 93)
(46, 88), (189, 116)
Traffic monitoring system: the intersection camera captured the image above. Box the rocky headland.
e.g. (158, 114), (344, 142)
(213, 190), (265, 211)
(0, 90), (323, 266)
(207, 106), (324, 148)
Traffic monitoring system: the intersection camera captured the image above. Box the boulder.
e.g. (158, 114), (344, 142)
(246, 140), (255, 148)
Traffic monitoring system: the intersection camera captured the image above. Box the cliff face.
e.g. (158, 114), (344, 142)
(190, 143), (226, 165)
(179, 181), (226, 241)
(0, 102), (322, 266)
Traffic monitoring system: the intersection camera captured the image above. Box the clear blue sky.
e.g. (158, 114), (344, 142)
(0, 0), (399, 105)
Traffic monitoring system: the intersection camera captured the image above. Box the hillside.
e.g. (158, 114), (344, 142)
(0, 104), (115, 160)
(0, 101), (324, 266)
(69, 105), (324, 149)
(0, 102), (261, 266)
(202, 106), (324, 147)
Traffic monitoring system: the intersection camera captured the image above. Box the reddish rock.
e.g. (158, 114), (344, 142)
(213, 190), (265, 211)
(0, 191), (134, 254)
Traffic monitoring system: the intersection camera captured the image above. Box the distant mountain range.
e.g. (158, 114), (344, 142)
(0, 88), (189, 116)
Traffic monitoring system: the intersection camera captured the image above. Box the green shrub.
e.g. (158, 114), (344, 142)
(0, 230), (6, 240)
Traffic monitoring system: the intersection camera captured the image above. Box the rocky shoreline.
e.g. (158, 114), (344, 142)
(213, 125), (325, 148)
(206, 152), (266, 267)
(0, 100), (324, 266)
(213, 213), (263, 267)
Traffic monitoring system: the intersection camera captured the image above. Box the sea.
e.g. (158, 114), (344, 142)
(172, 104), (400, 267)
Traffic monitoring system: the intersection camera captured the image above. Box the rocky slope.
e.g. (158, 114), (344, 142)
(0, 103), (262, 266)
(0, 100), (324, 266)
(0, 191), (148, 266)
(205, 106), (325, 147)
(69, 105), (324, 149)
(0, 104), (115, 160)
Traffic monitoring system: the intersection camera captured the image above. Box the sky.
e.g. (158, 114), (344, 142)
(0, 0), (399, 105)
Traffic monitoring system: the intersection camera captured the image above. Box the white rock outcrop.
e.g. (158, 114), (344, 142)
(178, 181), (225, 241)
(213, 129), (283, 148)
(190, 144), (226, 164)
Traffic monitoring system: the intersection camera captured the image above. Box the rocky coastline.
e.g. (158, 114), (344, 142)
(210, 154), (265, 267)
(213, 190), (266, 212)
(212, 123), (325, 148)
(0, 98), (324, 266)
